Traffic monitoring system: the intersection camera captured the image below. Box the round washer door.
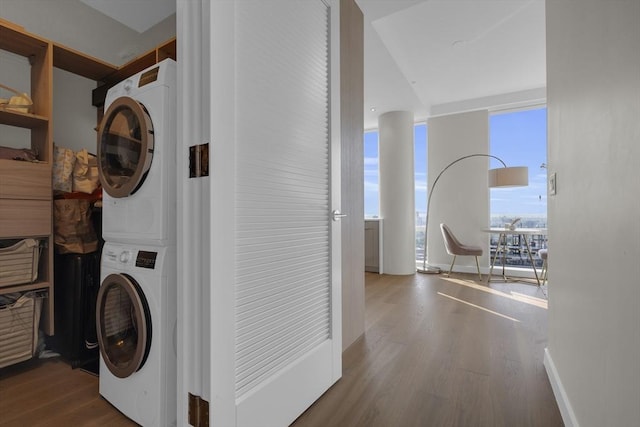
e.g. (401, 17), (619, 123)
(96, 273), (152, 378)
(97, 97), (154, 198)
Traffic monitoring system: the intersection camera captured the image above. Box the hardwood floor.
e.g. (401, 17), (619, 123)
(0, 358), (135, 426)
(292, 273), (562, 427)
(0, 272), (562, 426)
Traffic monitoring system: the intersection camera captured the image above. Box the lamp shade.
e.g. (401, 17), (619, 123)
(488, 166), (528, 187)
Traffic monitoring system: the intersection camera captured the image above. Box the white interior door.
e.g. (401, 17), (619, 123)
(233, 1), (341, 425)
(177, 1), (341, 426)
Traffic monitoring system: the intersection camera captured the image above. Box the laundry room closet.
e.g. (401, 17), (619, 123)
(0, 1), (175, 422)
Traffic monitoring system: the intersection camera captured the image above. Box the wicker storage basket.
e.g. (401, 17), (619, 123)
(0, 292), (42, 368)
(0, 239), (40, 288)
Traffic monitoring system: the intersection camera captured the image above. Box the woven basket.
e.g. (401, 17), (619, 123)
(0, 83), (33, 114)
(0, 292), (42, 368)
(0, 239), (40, 288)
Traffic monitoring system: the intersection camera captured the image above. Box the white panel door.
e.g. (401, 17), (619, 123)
(178, 1), (341, 425)
(233, 1), (341, 426)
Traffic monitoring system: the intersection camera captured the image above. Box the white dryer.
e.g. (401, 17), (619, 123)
(96, 242), (176, 426)
(98, 59), (176, 246)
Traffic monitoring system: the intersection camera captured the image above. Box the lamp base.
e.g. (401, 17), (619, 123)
(416, 265), (441, 274)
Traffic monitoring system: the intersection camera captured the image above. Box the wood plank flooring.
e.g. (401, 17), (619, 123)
(291, 273), (562, 427)
(0, 358), (135, 426)
(0, 272), (562, 426)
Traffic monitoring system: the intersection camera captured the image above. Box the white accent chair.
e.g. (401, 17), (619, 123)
(440, 223), (483, 280)
(538, 248), (548, 285)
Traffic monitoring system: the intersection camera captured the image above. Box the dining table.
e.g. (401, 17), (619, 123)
(482, 227), (548, 286)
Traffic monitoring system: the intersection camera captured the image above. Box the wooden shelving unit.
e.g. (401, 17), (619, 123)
(0, 22), (54, 335)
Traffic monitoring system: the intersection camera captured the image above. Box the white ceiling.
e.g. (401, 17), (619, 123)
(356, 0), (546, 129)
(80, 0), (175, 33)
(75, 0), (546, 130)
(5, 0), (546, 129)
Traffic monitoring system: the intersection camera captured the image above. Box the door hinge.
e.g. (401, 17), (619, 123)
(189, 143), (209, 178)
(188, 393), (210, 427)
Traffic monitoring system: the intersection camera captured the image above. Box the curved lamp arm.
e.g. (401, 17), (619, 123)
(418, 154), (515, 274)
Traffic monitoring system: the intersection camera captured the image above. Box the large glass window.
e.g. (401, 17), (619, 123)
(490, 107), (547, 268)
(364, 131), (379, 218)
(414, 123), (427, 264)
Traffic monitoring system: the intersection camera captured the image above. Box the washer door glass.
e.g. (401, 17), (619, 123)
(96, 273), (152, 378)
(98, 96), (154, 198)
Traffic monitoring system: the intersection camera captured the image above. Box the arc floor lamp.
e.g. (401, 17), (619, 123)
(417, 154), (528, 274)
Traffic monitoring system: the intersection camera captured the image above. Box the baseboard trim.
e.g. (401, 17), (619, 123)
(544, 348), (579, 427)
(422, 263), (542, 279)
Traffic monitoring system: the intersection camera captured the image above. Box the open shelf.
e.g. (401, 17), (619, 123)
(0, 24), (48, 57)
(53, 43), (117, 81)
(0, 109), (49, 129)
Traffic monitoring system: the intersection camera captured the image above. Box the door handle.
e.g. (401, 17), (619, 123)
(332, 210), (347, 221)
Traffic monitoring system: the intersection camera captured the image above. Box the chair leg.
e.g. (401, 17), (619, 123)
(447, 255), (456, 276)
(541, 259), (548, 285)
(475, 256), (482, 281)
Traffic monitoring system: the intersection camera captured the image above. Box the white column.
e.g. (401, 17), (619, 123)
(379, 111), (415, 275)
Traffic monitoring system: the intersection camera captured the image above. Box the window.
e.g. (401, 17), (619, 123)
(490, 107), (547, 268)
(414, 123), (427, 264)
(364, 131), (379, 218)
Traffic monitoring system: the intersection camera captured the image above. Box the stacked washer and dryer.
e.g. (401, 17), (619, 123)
(95, 59), (177, 426)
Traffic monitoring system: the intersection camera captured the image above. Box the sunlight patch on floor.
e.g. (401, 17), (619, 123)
(441, 276), (547, 309)
(437, 292), (521, 322)
(509, 291), (548, 309)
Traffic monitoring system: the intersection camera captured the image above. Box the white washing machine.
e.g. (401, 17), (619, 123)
(96, 242), (176, 426)
(97, 58), (176, 246)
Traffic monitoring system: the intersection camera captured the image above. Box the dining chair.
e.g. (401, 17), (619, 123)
(440, 223), (483, 280)
(538, 248), (548, 285)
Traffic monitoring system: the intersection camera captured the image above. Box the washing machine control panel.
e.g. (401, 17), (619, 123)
(103, 245), (160, 271)
(103, 247), (135, 268)
(135, 251), (158, 269)
(119, 251), (132, 263)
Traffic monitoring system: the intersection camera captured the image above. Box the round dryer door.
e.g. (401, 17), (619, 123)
(98, 96), (154, 198)
(96, 273), (152, 378)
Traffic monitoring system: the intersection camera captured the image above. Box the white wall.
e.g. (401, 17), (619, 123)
(0, 51), (31, 150)
(53, 68), (98, 153)
(426, 110), (490, 271)
(545, 1), (640, 426)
